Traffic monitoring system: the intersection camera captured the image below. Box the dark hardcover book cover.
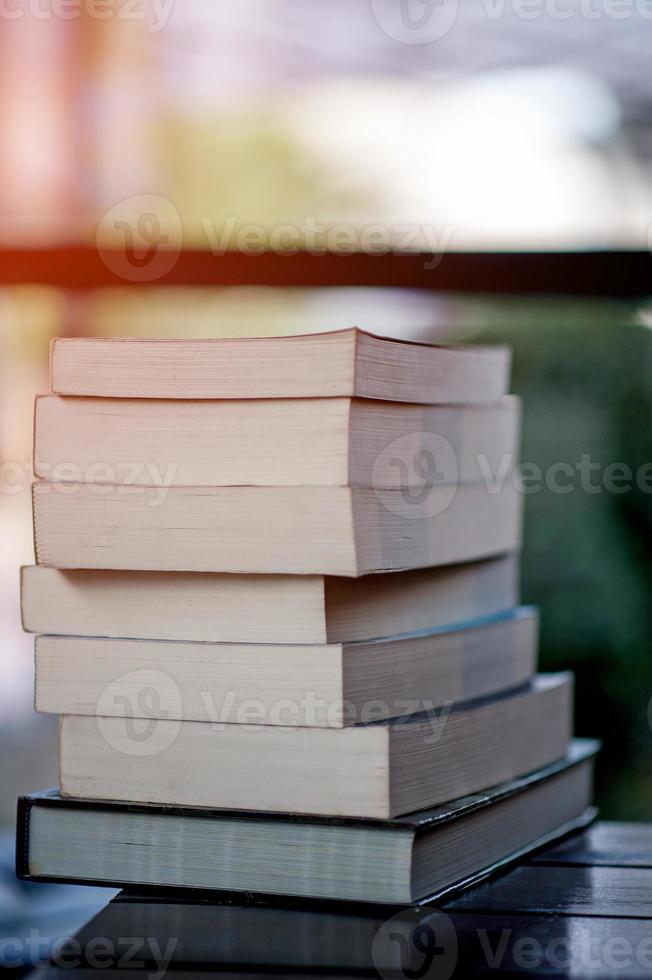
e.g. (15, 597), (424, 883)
(17, 740), (598, 909)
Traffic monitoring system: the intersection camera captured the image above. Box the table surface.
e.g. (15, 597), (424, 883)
(29, 820), (652, 979)
(443, 820), (652, 977)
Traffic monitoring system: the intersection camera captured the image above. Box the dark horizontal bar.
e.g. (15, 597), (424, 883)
(0, 246), (651, 295)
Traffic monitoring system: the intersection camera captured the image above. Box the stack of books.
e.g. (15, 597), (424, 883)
(18, 329), (597, 905)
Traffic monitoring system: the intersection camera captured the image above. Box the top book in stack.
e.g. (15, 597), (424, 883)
(49, 328), (509, 402)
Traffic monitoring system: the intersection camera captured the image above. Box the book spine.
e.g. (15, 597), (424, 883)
(15, 796), (32, 879)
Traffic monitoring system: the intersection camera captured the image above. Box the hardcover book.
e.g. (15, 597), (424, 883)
(18, 740), (597, 906)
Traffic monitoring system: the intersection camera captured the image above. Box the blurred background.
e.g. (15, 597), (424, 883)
(1, 0), (652, 965)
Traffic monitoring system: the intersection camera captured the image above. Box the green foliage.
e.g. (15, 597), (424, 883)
(462, 300), (652, 817)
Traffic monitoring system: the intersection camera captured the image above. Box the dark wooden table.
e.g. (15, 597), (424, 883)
(28, 821), (652, 979)
(444, 821), (652, 976)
